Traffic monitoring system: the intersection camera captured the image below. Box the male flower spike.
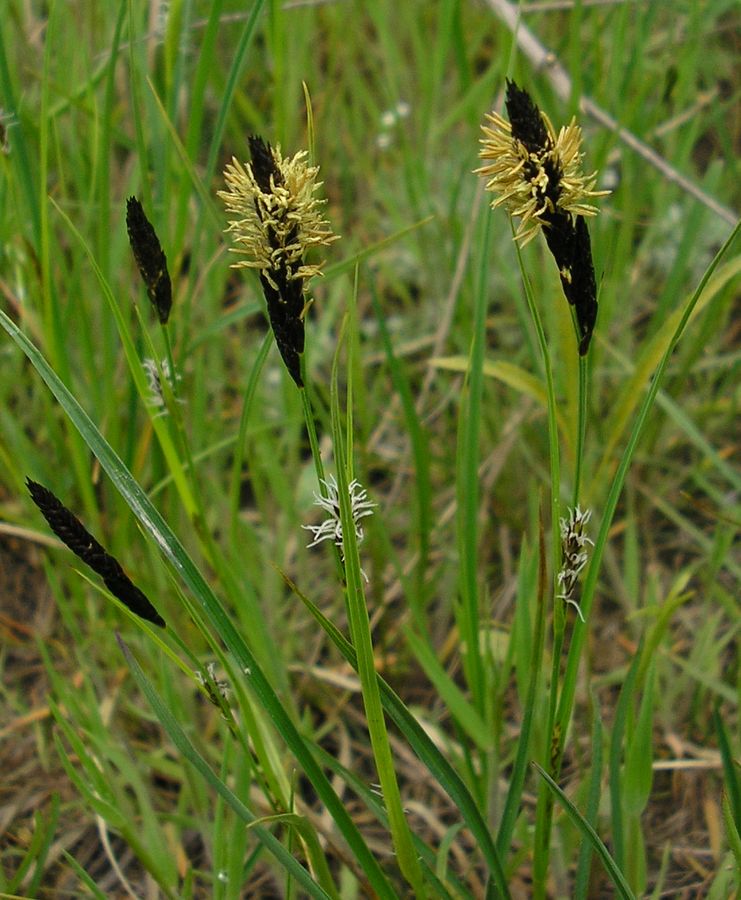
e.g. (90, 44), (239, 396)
(219, 137), (338, 386)
(477, 80), (609, 355)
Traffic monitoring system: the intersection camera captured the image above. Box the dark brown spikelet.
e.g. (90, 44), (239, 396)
(506, 81), (598, 355)
(248, 134), (283, 193)
(249, 136), (305, 387)
(571, 217), (598, 355)
(505, 79), (551, 155)
(26, 478), (166, 628)
(258, 272), (305, 386)
(219, 139), (339, 387)
(126, 196), (172, 324)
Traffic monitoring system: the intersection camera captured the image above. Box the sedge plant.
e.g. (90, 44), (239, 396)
(1, 4), (739, 898)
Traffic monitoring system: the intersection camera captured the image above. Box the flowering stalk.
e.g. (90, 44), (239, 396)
(476, 80), (609, 354)
(27, 478), (165, 627)
(557, 506), (594, 621)
(142, 356), (183, 417)
(219, 137), (338, 387)
(126, 197), (172, 324)
(194, 662), (238, 736)
(303, 475), (376, 580)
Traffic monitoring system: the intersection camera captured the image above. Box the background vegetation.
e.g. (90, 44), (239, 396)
(0, 0), (738, 897)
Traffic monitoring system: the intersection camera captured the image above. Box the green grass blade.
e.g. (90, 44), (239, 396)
(609, 640), (642, 872)
(60, 851), (109, 900)
(624, 660), (655, 818)
(116, 636), (335, 900)
(203, 0), (267, 190)
(430, 356), (571, 446)
(50, 723), (177, 895)
(456, 206), (492, 716)
(174, 0), (223, 246)
(370, 277), (432, 616)
(282, 572), (511, 898)
(310, 741), (464, 899)
(24, 794), (60, 898)
(228, 332), (272, 536)
(126, 0), (152, 204)
(594, 253), (741, 495)
(533, 762), (635, 900)
(323, 216), (435, 282)
(5, 793), (59, 895)
(721, 793), (741, 878)
(713, 702), (741, 837)
(404, 626), (491, 750)
(496, 516), (548, 859)
(575, 700), (605, 899)
(145, 75), (223, 228)
(331, 308), (426, 895)
(0, 19), (40, 242)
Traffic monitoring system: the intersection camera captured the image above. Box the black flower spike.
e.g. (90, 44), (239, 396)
(218, 137), (339, 387)
(571, 217), (598, 356)
(126, 196), (172, 324)
(248, 134), (283, 193)
(476, 80), (609, 355)
(26, 478), (166, 628)
(505, 79), (551, 155)
(249, 135), (306, 385)
(539, 209), (599, 354)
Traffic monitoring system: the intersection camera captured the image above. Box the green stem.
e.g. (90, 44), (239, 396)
(157, 324), (217, 566)
(573, 354), (588, 507)
(300, 377), (327, 490)
(555, 217), (741, 791)
(161, 323), (177, 397)
(330, 327), (427, 897)
(512, 241), (562, 898)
